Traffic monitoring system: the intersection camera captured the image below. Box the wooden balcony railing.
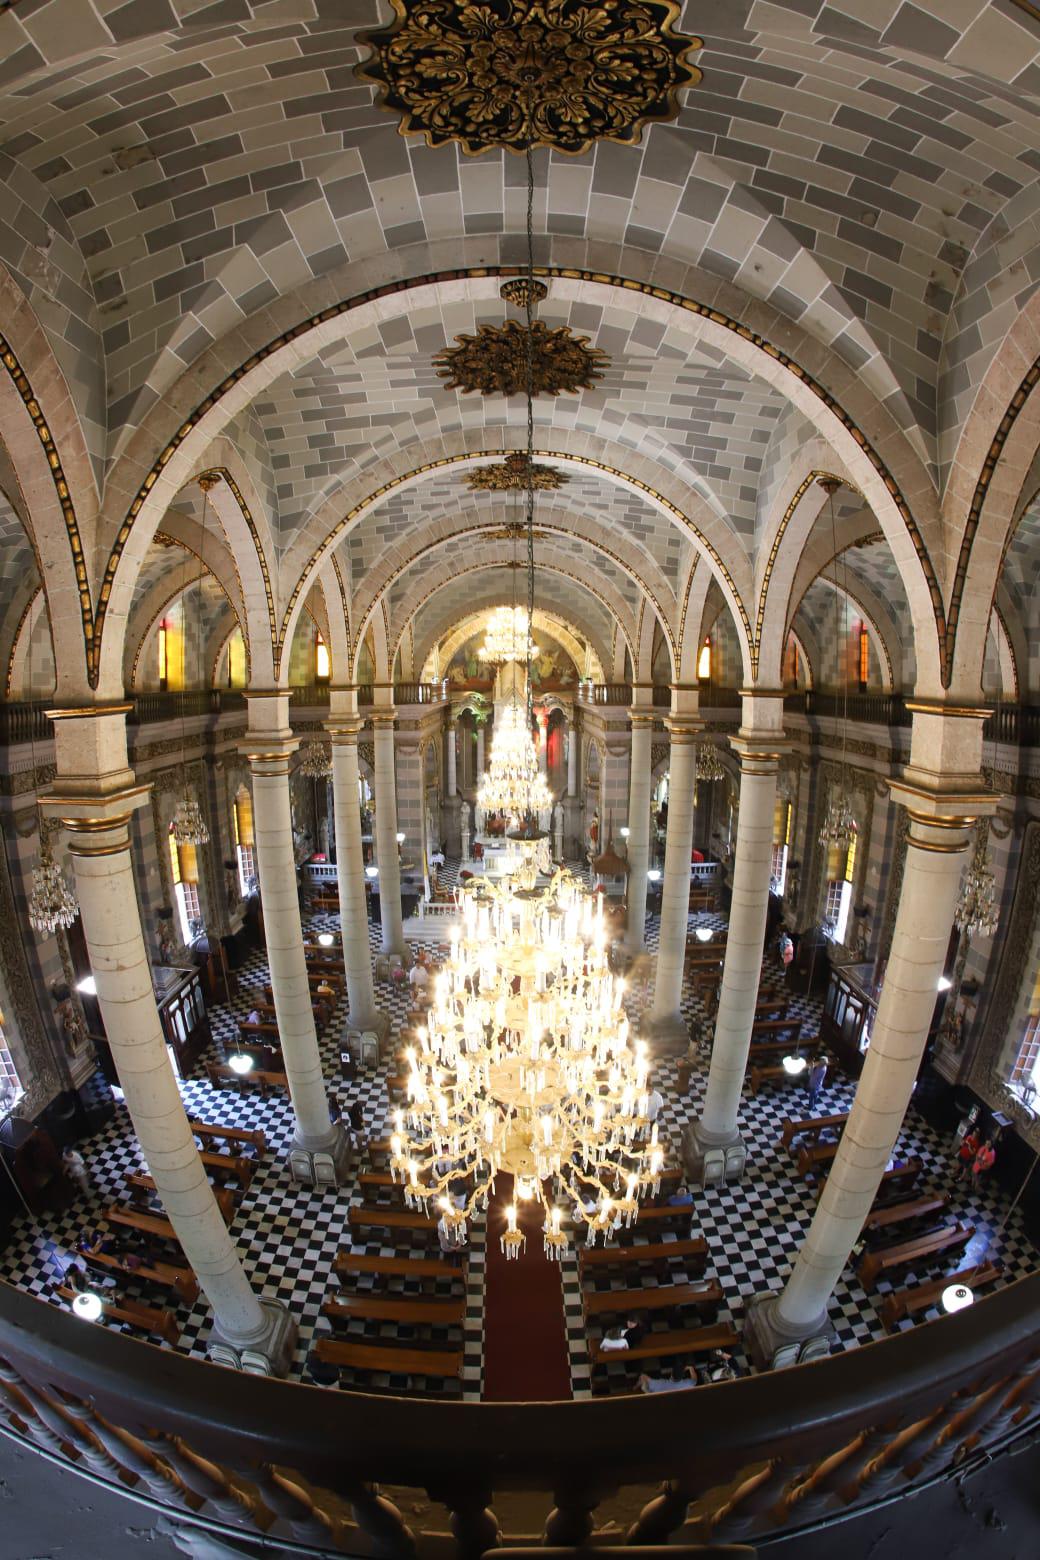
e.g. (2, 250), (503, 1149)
(1, 1274), (1038, 1556)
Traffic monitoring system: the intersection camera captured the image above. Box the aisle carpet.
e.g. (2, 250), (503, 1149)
(481, 1174), (571, 1401)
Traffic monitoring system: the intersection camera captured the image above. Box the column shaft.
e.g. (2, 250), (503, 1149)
(567, 722), (578, 796)
(373, 715), (405, 956)
(648, 722), (699, 1036)
(773, 816), (972, 1332)
(699, 758), (779, 1142)
(625, 715), (653, 952)
(68, 825), (268, 1347)
(249, 757), (336, 1151)
(446, 723), (457, 798)
(329, 725), (380, 1030)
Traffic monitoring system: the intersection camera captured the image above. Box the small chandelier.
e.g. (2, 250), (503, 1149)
(819, 793), (856, 849)
(480, 606), (533, 665)
(172, 793), (210, 846)
(299, 740), (332, 779)
(696, 743), (725, 783)
(955, 838), (998, 940)
(28, 830), (79, 935)
(478, 701), (552, 823)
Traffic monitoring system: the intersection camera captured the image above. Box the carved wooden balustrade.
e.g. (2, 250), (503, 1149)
(1, 1274), (1038, 1556)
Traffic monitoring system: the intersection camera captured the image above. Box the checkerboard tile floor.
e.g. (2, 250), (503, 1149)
(0, 863), (1034, 1402)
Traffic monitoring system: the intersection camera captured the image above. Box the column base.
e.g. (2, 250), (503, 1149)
(679, 1120), (747, 1187)
(742, 1291), (834, 1371)
(346, 1008), (391, 1064)
(639, 1011), (689, 1058)
(287, 1122), (352, 1189)
(208, 1297), (296, 1377)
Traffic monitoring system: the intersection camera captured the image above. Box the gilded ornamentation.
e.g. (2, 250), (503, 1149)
(357, 0), (702, 156)
(500, 278), (548, 308)
(434, 318), (607, 396)
(466, 451), (568, 490)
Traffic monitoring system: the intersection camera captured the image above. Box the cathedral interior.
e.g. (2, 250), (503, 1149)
(0, 2), (1039, 1557)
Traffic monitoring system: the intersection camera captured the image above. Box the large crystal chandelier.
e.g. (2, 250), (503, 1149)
(477, 701), (552, 823)
(696, 742), (725, 783)
(299, 740), (332, 779)
(28, 824), (79, 935)
(390, 867), (664, 1259)
(171, 795), (209, 846)
(819, 791), (856, 849)
(480, 606), (533, 665)
(955, 837), (998, 940)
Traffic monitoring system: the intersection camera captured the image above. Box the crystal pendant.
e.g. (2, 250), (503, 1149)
(299, 740), (332, 779)
(172, 795), (210, 846)
(955, 843), (998, 940)
(28, 841), (79, 935)
(818, 793), (856, 848)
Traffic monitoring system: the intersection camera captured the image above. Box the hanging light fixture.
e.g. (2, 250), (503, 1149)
(28, 825), (80, 935)
(25, 575), (79, 935)
(818, 477), (855, 850)
(480, 605), (533, 665)
(477, 700), (552, 823)
(695, 742), (725, 783)
(955, 834), (999, 940)
(389, 868), (665, 1261)
(171, 476), (214, 847)
(299, 740), (332, 780)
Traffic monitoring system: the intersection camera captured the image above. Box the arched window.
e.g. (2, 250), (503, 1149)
(823, 827), (857, 943)
(1009, 970), (1040, 1107)
(316, 632), (330, 681)
(168, 830), (201, 942)
(233, 786), (256, 895)
(771, 798), (791, 895)
(0, 1009), (22, 1113)
(697, 636), (711, 681)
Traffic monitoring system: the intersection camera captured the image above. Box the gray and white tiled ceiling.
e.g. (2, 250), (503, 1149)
(1, 2), (1040, 696)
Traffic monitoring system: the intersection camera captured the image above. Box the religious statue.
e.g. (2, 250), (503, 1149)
(53, 990), (85, 1058)
(157, 914), (177, 966)
(224, 858), (240, 911)
(850, 906), (871, 960)
(318, 816), (330, 858)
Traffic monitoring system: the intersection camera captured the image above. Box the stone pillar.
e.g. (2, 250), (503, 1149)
(643, 702), (701, 1055)
(243, 696), (348, 1187)
(625, 707), (654, 953)
(745, 707), (993, 1367)
(372, 710), (406, 956)
(476, 723), (485, 778)
(326, 695), (388, 1052)
(446, 719), (458, 798)
(567, 720), (578, 796)
(42, 710), (292, 1375)
(537, 709), (549, 777)
(683, 693), (786, 1176)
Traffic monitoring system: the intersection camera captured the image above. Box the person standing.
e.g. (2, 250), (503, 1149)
(806, 1053), (828, 1109)
(62, 1146), (90, 1197)
(970, 1137), (997, 1189)
(953, 1127), (981, 1183)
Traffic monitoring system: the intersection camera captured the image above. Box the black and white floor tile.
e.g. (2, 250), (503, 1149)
(0, 861), (1034, 1403)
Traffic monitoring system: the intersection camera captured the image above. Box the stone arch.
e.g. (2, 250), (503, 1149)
(96, 265), (942, 698)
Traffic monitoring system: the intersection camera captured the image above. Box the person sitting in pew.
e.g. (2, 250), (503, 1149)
(638, 1366), (698, 1393)
(78, 1227), (119, 1260)
(599, 1326), (630, 1352)
(698, 1348), (742, 1384)
(667, 1180), (694, 1207)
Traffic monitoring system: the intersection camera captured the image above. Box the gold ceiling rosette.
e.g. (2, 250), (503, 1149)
(357, 0), (703, 157)
(434, 317), (606, 395)
(466, 451), (568, 490)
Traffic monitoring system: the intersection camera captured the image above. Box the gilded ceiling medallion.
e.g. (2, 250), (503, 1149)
(466, 451), (569, 489)
(500, 278), (548, 309)
(484, 523), (552, 541)
(356, 0), (703, 156)
(434, 318), (607, 395)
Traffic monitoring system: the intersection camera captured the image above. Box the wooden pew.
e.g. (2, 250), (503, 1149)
(334, 1252), (462, 1291)
(748, 1063), (800, 1096)
(58, 1285), (179, 1346)
(206, 1061), (289, 1096)
(103, 1204), (183, 1253)
(781, 1113), (849, 1151)
(348, 1205), (438, 1241)
(870, 1160), (925, 1206)
(81, 1249), (198, 1306)
(236, 1019), (281, 1042)
(880, 1261), (1002, 1332)
(583, 1280), (723, 1325)
(197, 1150), (255, 1191)
(862, 1193), (949, 1240)
(190, 1121), (266, 1157)
(610, 1203), (695, 1242)
(323, 1295), (465, 1329)
(752, 1016), (802, 1042)
(313, 1337), (462, 1382)
(126, 1173), (237, 1225)
(796, 1140), (841, 1179)
(253, 997), (329, 1031)
(589, 1322), (738, 1373)
(579, 1237), (707, 1280)
(858, 1223), (976, 1292)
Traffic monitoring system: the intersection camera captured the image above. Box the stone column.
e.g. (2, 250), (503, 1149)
(745, 707), (993, 1367)
(565, 714), (581, 858)
(567, 719), (578, 796)
(446, 719), (458, 798)
(243, 695), (348, 1186)
(476, 723), (485, 778)
(372, 710), (406, 957)
(537, 709), (549, 777)
(643, 701), (701, 1055)
(683, 693), (786, 1176)
(42, 710), (292, 1375)
(625, 706), (654, 953)
(326, 694), (388, 1051)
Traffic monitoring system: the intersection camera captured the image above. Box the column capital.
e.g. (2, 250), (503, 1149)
(904, 698), (993, 789)
(239, 734), (299, 772)
(40, 784), (150, 852)
(44, 702), (136, 798)
(728, 732), (792, 771)
(665, 715), (704, 742)
(888, 776), (996, 849)
(667, 682), (701, 719)
(628, 707), (655, 727)
(370, 709), (397, 729)
(327, 684), (361, 721)
(325, 716), (363, 743)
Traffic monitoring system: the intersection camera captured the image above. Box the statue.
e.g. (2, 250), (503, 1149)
(318, 816), (330, 858)
(157, 915), (177, 966)
(54, 991), (85, 1058)
(460, 799), (471, 862)
(850, 906), (871, 961)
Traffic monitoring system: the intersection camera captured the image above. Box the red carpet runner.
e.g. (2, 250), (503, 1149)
(481, 1174), (572, 1401)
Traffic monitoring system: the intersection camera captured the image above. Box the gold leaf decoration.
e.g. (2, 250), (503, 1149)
(434, 318), (608, 395)
(466, 451), (569, 489)
(357, 0), (703, 156)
